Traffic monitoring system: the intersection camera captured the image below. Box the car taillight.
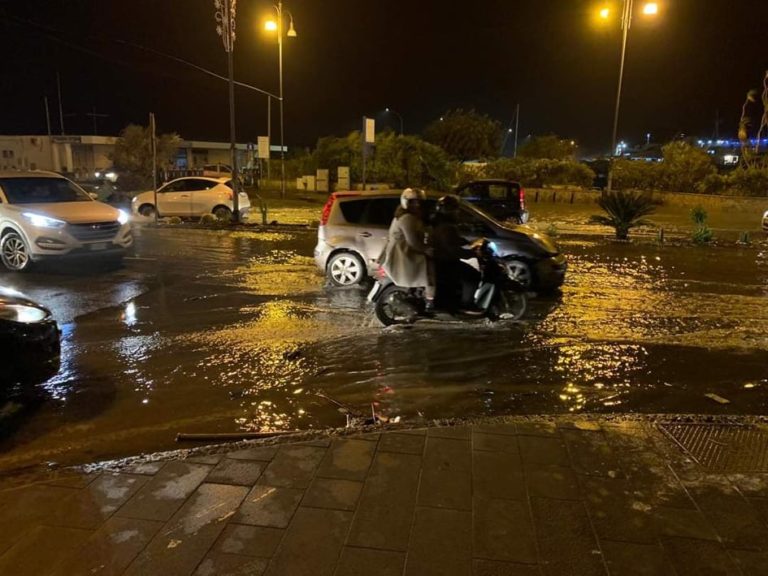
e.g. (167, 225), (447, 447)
(519, 187), (525, 210)
(320, 193), (337, 226)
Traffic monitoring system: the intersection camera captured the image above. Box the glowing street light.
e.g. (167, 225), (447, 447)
(264, 1), (297, 199)
(603, 0), (660, 192)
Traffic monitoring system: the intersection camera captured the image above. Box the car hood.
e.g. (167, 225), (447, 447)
(491, 223), (560, 255)
(9, 202), (120, 224)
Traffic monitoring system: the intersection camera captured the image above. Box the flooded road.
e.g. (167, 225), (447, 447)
(2, 224), (768, 474)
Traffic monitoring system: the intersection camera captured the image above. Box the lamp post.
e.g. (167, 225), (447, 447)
(385, 107), (404, 135)
(266, 2), (297, 199)
(602, 1), (659, 192)
(214, 0), (240, 221)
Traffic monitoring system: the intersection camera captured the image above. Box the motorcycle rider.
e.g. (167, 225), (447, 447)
(381, 188), (435, 312)
(430, 195), (482, 314)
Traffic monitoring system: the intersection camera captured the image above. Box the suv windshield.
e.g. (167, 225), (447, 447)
(0, 177), (92, 204)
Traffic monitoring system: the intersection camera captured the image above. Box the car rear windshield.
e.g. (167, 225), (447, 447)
(0, 177), (92, 204)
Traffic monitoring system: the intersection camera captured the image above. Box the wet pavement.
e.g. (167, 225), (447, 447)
(3, 416), (768, 576)
(1, 223), (768, 476)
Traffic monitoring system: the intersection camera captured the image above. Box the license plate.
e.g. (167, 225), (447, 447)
(89, 242), (108, 251)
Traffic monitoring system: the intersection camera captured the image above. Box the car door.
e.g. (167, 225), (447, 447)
(359, 198), (400, 263)
(155, 180), (185, 216)
(187, 179), (218, 214)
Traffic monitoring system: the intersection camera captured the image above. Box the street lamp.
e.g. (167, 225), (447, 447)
(213, 0), (240, 222)
(385, 107), (404, 135)
(265, 1), (297, 199)
(601, 0), (659, 192)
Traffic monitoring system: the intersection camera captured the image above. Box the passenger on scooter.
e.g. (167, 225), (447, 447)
(381, 188), (436, 311)
(431, 195), (482, 314)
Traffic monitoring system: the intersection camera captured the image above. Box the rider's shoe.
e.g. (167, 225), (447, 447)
(423, 300), (436, 317)
(457, 305), (485, 317)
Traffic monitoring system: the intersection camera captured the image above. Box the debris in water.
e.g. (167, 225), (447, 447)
(704, 393), (731, 405)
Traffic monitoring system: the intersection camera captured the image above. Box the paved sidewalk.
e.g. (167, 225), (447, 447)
(2, 417), (768, 575)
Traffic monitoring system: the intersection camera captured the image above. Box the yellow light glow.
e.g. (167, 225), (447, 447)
(265, 20), (278, 32)
(643, 2), (658, 15)
(599, 7), (611, 18)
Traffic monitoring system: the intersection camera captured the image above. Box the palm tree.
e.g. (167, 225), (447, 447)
(589, 190), (657, 240)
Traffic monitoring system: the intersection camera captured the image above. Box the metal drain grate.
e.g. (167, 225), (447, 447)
(658, 423), (768, 473)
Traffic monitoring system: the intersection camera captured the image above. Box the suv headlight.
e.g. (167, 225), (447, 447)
(117, 209), (130, 225)
(22, 212), (66, 229)
(0, 302), (48, 323)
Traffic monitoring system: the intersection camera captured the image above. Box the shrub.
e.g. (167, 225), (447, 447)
(727, 167), (768, 196)
(660, 142), (716, 192)
(199, 214), (217, 225)
(168, 217), (182, 225)
(589, 190), (657, 240)
(690, 206), (714, 244)
(482, 158), (594, 188)
(697, 173), (728, 195)
(612, 159), (662, 190)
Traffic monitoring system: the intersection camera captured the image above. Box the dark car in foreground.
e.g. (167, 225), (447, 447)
(454, 179), (529, 224)
(0, 287), (60, 398)
(314, 190), (566, 291)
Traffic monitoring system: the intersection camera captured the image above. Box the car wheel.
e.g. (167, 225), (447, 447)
(138, 204), (156, 218)
(328, 252), (365, 287)
(213, 206), (232, 220)
(1, 231), (32, 272)
(503, 258), (533, 289)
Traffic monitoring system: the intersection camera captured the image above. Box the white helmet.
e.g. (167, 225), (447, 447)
(400, 187), (425, 209)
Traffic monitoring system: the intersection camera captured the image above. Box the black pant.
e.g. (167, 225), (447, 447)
(434, 260), (480, 311)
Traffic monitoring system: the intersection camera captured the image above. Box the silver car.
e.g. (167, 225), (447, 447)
(314, 191), (567, 290)
(762, 209), (768, 234)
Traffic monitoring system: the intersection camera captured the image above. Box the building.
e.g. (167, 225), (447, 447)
(0, 134), (266, 179)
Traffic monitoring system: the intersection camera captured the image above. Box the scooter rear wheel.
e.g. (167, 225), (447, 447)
(488, 289), (528, 321)
(375, 285), (418, 326)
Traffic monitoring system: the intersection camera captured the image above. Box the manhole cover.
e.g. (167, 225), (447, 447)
(658, 422), (768, 473)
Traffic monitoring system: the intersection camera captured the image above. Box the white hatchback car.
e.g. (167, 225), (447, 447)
(131, 177), (250, 220)
(0, 171), (133, 271)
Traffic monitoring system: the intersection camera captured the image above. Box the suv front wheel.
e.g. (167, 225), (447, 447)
(1, 231), (32, 271)
(328, 252), (365, 287)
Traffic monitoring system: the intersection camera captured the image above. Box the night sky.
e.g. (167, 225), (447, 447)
(1, 0), (766, 154)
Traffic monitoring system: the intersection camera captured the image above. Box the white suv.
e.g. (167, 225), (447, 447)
(131, 176), (250, 220)
(0, 171), (133, 271)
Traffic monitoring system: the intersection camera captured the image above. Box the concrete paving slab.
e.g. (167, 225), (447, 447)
(473, 497), (537, 564)
(193, 553), (268, 575)
(334, 547), (405, 576)
(124, 483), (248, 576)
(206, 458), (265, 486)
(51, 516), (163, 576)
(473, 450), (526, 501)
(419, 437), (472, 510)
(263, 507), (352, 576)
(429, 426), (472, 440)
(52, 473), (148, 530)
(519, 435), (571, 467)
(213, 523), (284, 558)
(473, 559), (542, 576)
(258, 445), (327, 489)
(473, 431), (520, 453)
(404, 506), (472, 576)
(347, 451), (422, 551)
(661, 537), (741, 576)
(227, 445), (279, 461)
(302, 477), (362, 511)
(580, 476), (657, 544)
(233, 485), (303, 528)
(116, 462), (213, 522)
(654, 506), (720, 541)
(315, 438), (376, 481)
(0, 524), (92, 576)
(525, 463), (581, 501)
(599, 540), (676, 576)
(378, 432), (426, 455)
(561, 429), (622, 478)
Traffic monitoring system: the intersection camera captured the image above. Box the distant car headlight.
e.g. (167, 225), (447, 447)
(0, 302), (48, 323)
(22, 212), (66, 229)
(117, 209), (130, 225)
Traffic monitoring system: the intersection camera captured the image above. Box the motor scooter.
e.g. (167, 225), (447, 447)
(368, 239), (528, 326)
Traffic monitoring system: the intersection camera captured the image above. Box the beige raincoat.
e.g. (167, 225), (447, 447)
(381, 212), (431, 287)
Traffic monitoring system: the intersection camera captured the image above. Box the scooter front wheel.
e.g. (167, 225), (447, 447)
(489, 289), (528, 321)
(375, 285), (419, 326)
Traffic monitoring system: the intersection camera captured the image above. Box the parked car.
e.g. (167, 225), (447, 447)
(202, 164), (233, 178)
(762, 209), (768, 234)
(0, 287), (60, 397)
(314, 191), (566, 290)
(0, 171), (133, 271)
(131, 176), (251, 220)
(454, 179), (529, 224)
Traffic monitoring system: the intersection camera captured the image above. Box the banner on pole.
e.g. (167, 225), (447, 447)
(363, 117), (375, 144)
(257, 136), (270, 159)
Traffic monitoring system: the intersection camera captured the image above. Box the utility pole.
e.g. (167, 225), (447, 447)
(43, 97), (52, 136)
(513, 103), (520, 158)
(56, 71), (65, 135)
(150, 113), (158, 225)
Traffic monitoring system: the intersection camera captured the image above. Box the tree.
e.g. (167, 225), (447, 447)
(659, 141), (716, 192)
(372, 133), (452, 190)
(112, 124), (182, 189)
(589, 190), (657, 240)
(517, 135), (578, 160)
(423, 109), (502, 161)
